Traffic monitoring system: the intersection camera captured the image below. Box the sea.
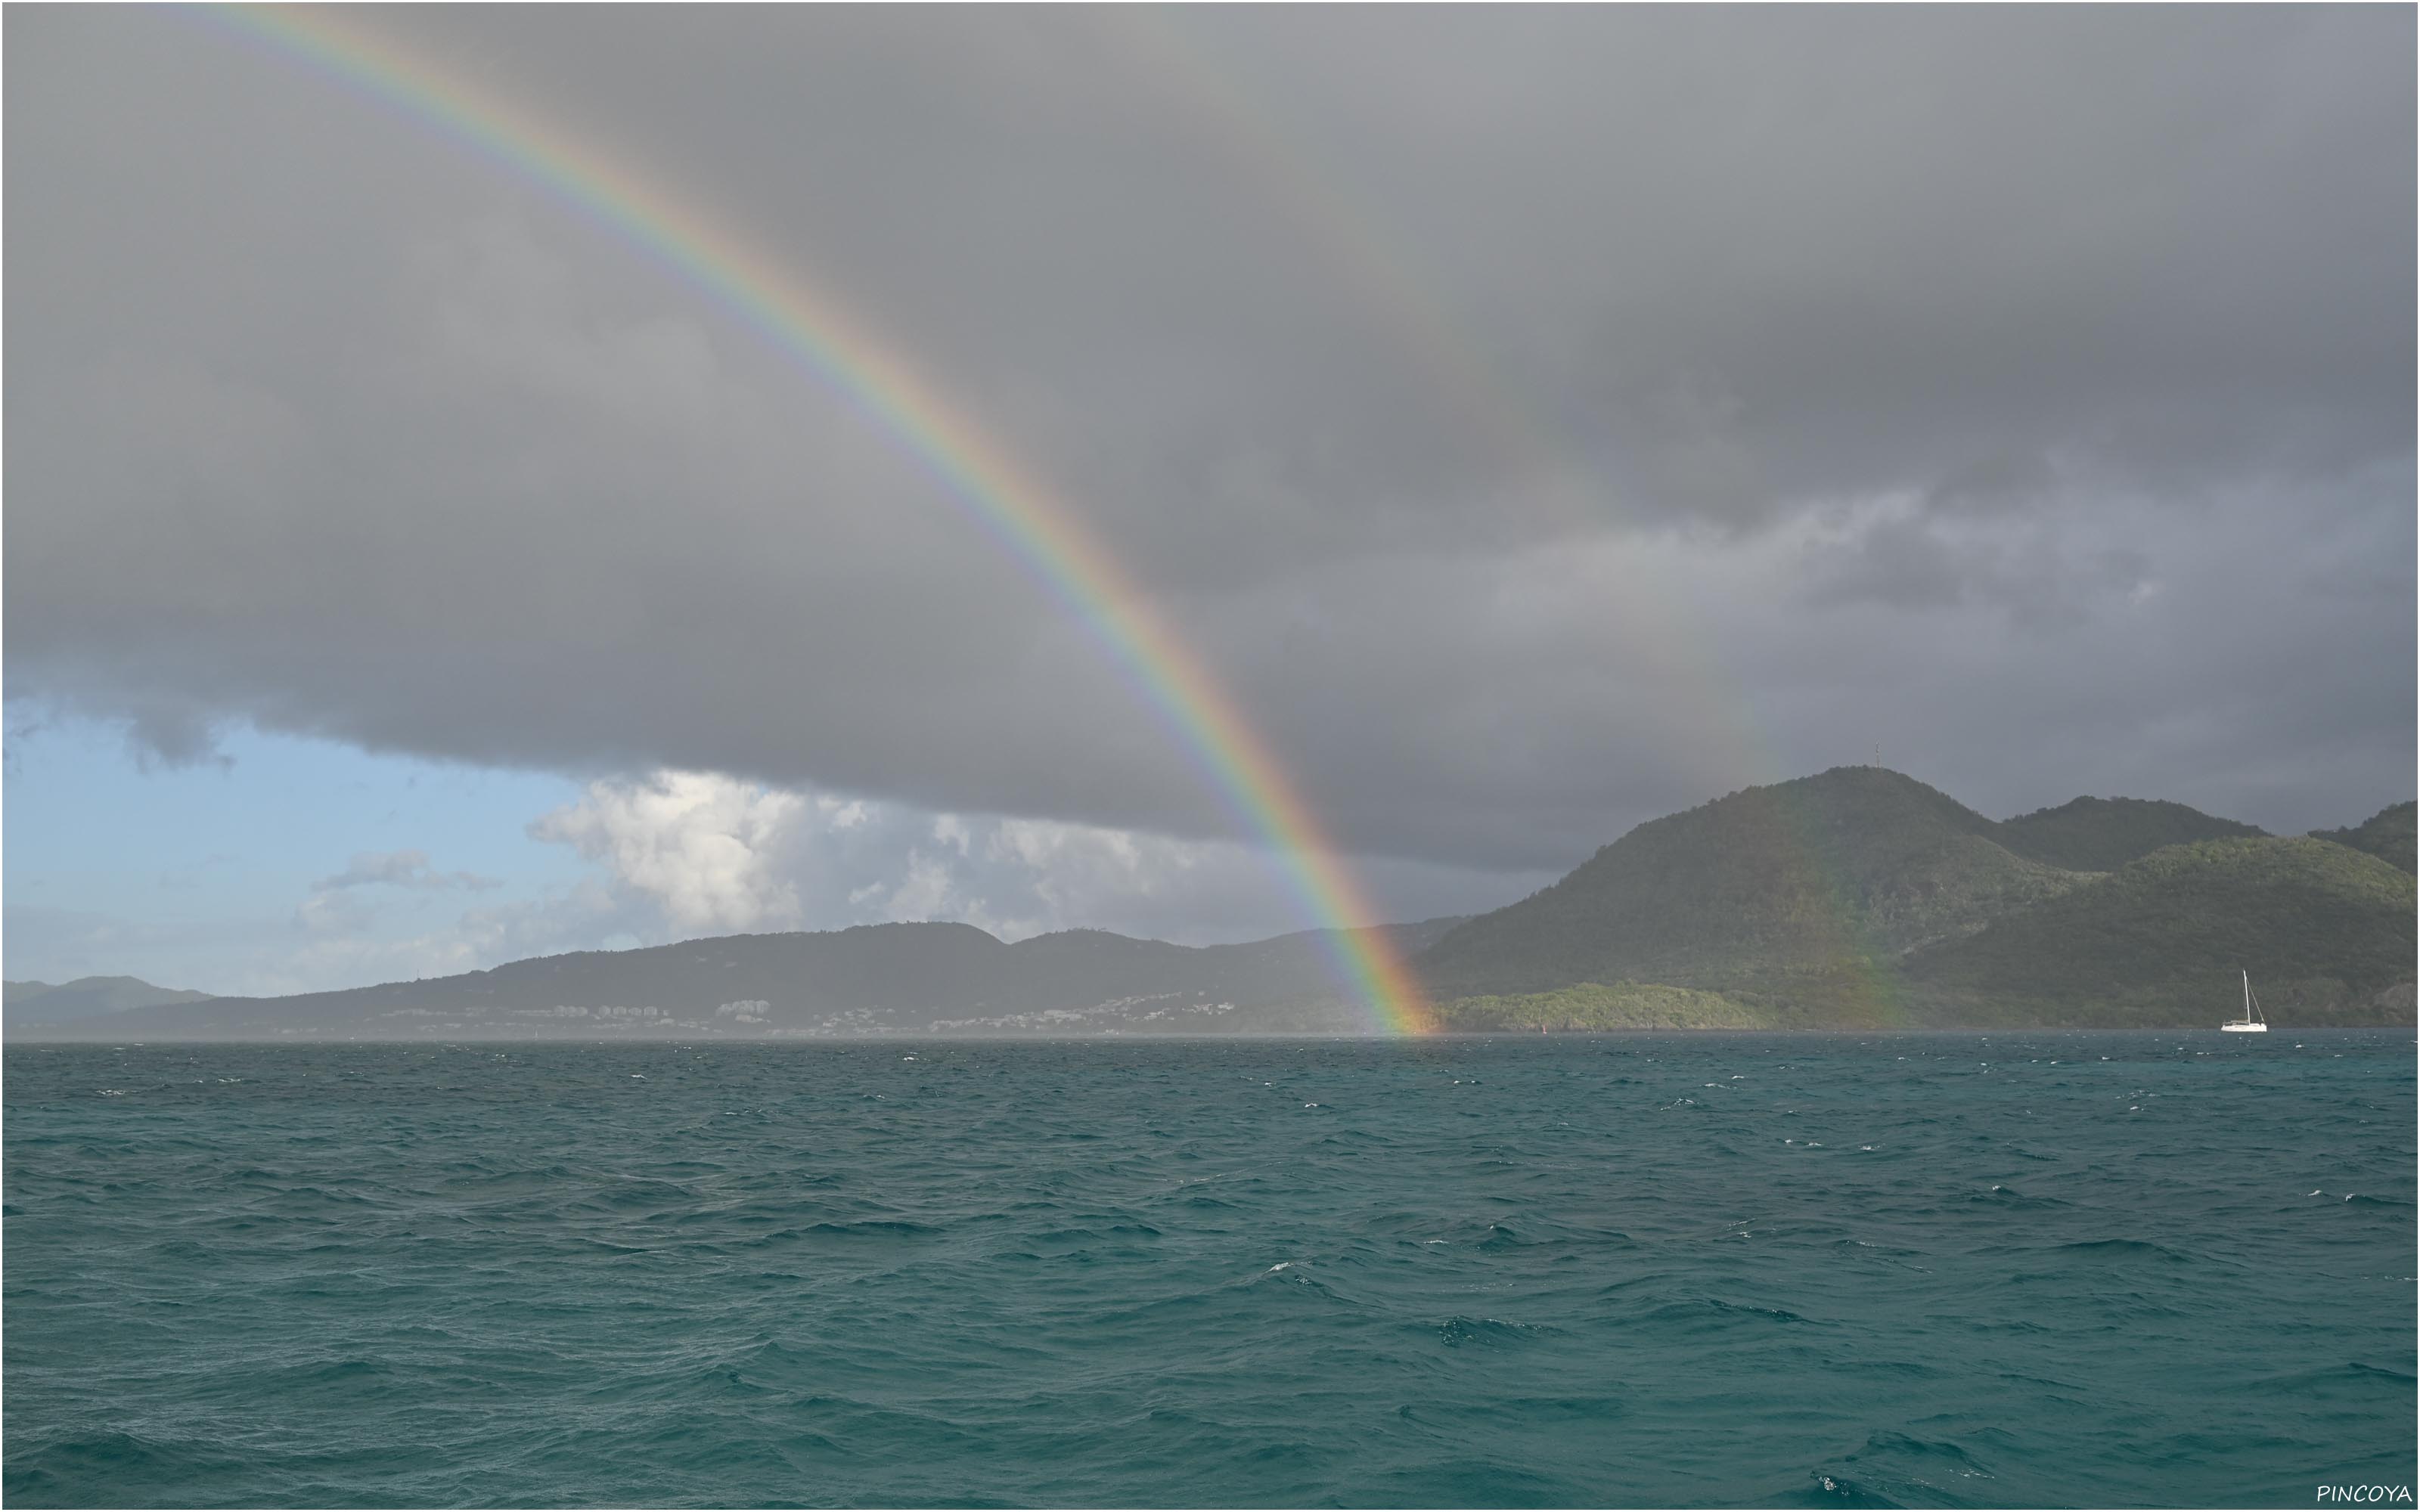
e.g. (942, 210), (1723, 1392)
(5, 1032), (2413, 1508)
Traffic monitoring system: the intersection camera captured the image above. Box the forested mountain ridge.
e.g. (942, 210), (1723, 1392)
(1996, 795), (2266, 871)
(1900, 837), (2415, 1027)
(1415, 767), (2089, 1003)
(9, 918), (1466, 1040)
(2310, 801), (2417, 875)
(1418, 769), (2413, 1029)
(17, 771), (2411, 1038)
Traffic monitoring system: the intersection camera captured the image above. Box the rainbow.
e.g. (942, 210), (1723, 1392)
(208, 5), (1434, 1033)
(1113, 14), (1912, 1022)
(1107, 10), (1774, 798)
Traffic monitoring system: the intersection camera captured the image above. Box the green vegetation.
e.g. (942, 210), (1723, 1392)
(2310, 801), (2416, 875)
(1996, 795), (2263, 872)
(1439, 981), (1775, 1031)
(1416, 767), (2086, 1007)
(1900, 838), (2417, 1027)
(1413, 770), (2415, 1030)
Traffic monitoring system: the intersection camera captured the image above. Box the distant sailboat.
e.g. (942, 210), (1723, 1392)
(2222, 970), (2268, 1033)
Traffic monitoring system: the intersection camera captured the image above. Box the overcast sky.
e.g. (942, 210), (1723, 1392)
(7, 6), (2412, 995)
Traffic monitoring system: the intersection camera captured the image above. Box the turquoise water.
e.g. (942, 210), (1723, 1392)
(5, 1033), (2412, 1507)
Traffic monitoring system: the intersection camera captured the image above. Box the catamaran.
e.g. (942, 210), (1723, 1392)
(2223, 970), (2268, 1033)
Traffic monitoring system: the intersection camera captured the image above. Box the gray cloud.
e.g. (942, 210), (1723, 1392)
(312, 850), (502, 894)
(293, 847), (503, 940)
(5, 6), (2411, 910)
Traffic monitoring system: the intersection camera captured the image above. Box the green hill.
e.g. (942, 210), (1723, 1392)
(1414, 767), (2088, 1018)
(1901, 837), (2416, 1027)
(1996, 795), (2264, 871)
(2310, 801), (2416, 875)
(7, 918), (1469, 1041)
(22, 773), (2411, 1039)
(1416, 770), (2413, 1029)
(1436, 981), (1774, 1032)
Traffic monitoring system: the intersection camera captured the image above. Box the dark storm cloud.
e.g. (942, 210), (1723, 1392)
(7, 6), (2412, 885)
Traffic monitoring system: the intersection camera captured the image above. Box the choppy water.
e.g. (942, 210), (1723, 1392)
(5, 1033), (2413, 1507)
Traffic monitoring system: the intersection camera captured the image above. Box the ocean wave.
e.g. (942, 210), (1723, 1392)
(5, 1032), (2412, 1508)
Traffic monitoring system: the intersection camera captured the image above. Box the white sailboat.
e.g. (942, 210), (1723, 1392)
(2222, 969), (2268, 1033)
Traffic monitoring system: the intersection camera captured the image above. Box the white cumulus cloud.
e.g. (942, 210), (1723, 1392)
(526, 767), (1544, 950)
(529, 772), (809, 935)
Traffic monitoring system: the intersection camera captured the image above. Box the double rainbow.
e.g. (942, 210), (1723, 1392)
(213, 5), (1434, 1033)
(1118, 14), (1910, 1022)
